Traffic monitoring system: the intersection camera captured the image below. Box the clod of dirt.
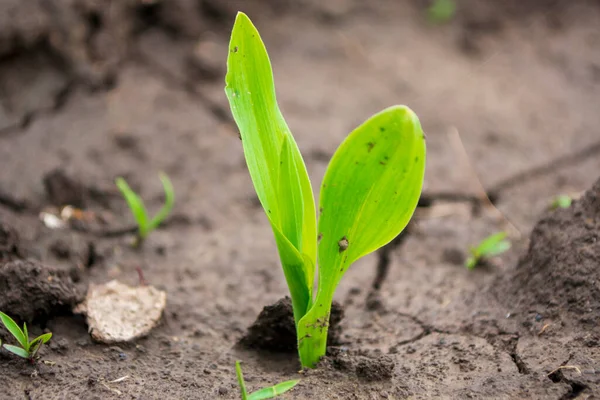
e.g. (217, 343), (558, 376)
(498, 176), (600, 331)
(318, 347), (395, 381)
(75, 280), (167, 343)
(0, 222), (23, 262)
(0, 259), (81, 322)
(239, 296), (344, 352)
(43, 169), (87, 208)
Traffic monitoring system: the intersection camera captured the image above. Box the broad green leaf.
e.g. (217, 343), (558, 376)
(235, 361), (249, 400)
(248, 380), (300, 400)
(298, 105), (426, 367)
(0, 311), (27, 350)
(225, 12), (317, 321)
(3, 344), (30, 359)
(476, 232), (507, 256)
(317, 105), (426, 286)
(148, 172), (175, 231)
(115, 177), (149, 236)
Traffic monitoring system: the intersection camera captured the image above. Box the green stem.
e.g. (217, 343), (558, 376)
(297, 290), (334, 368)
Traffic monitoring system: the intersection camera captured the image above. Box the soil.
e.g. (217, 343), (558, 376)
(1, 0), (600, 399)
(239, 297), (344, 352)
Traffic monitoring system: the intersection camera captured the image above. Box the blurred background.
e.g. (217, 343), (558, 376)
(1, 0), (599, 228)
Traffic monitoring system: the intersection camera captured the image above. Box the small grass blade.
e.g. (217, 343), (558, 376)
(115, 177), (149, 237)
(476, 232), (508, 255)
(550, 194), (572, 209)
(28, 332), (53, 358)
(248, 380), (300, 400)
(0, 311), (28, 350)
(2, 344), (30, 359)
(236, 361), (249, 400)
(22, 322), (29, 351)
(29, 332), (52, 353)
(148, 172), (175, 231)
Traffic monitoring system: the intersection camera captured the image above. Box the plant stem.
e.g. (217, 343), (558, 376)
(296, 291), (334, 368)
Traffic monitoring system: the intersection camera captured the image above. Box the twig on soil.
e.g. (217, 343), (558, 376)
(448, 127), (522, 238)
(100, 381), (122, 395)
(537, 323), (550, 336)
(109, 375), (130, 383)
(547, 365), (582, 376)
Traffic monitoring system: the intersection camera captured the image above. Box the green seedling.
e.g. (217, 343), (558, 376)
(465, 232), (511, 270)
(236, 361), (299, 400)
(0, 311), (52, 361)
(550, 194), (572, 209)
(427, 0), (456, 24)
(115, 172), (174, 244)
(225, 13), (426, 368)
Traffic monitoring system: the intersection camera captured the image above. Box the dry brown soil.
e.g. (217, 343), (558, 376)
(1, 0), (600, 399)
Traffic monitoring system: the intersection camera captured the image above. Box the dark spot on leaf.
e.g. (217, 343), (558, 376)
(380, 127), (385, 132)
(415, 156), (419, 163)
(384, 156), (389, 160)
(379, 161), (387, 165)
(319, 207), (323, 214)
(367, 142), (375, 152)
(338, 236), (349, 252)
(233, 46), (238, 53)
(318, 233), (323, 242)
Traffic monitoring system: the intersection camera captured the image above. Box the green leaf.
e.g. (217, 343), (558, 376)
(235, 361), (249, 400)
(427, 0), (456, 24)
(476, 232), (508, 256)
(465, 255), (478, 270)
(225, 12), (317, 322)
(248, 380), (300, 400)
(0, 311), (27, 349)
(22, 322), (29, 351)
(3, 344), (30, 359)
(550, 194), (572, 209)
(298, 106), (426, 367)
(148, 172), (175, 231)
(486, 240), (511, 257)
(115, 177), (149, 237)
(29, 333), (53, 357)
(318, 106), (425, 285)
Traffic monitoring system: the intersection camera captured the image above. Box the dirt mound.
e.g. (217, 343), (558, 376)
(0, 259), (81, 323)
(499, 177), (600, 331)
(239, 296), (344, 352)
